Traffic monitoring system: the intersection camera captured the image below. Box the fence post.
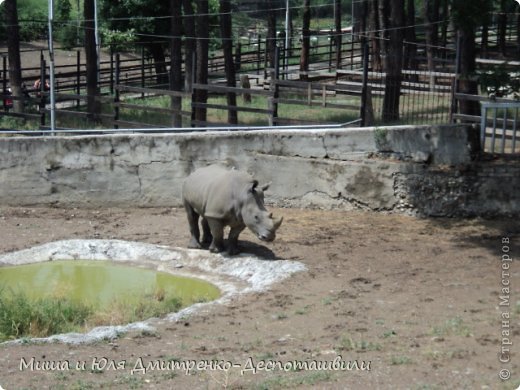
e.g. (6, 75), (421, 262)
(329, 29), (333, 71)
(114, 53), (120, 129)
(39, 55), (46, 128)
(235, 42), (241, 71)
(268, 46), (280, 126)
(109, 47), (114, 95)
(257, 34), (261, 75)
(140, 46), (145, 98)
(449, 33), (461, 124)
(360, 40), (369, 127)
(2, 56), (6, 111)
(76, 50), (81, 109)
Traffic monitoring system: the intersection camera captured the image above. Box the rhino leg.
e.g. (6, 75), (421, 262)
(201, 218), (212, 247)
(227, 225), (245, 255)
(184, 201), (202, 249)
(206, 218), (225, 253)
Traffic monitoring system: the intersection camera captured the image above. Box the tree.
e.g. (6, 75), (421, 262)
(5, 0), (23, 113)
(299, 0), (310, 80)
(265, 0), (278, 69)
(452, 0), (492, 116)
(381, 0), (405, 122)
(183, 0), (196, 92)
(424, 0), (440, 88)
(170, 0), (183, 127)
(219, 0), (237, 124)
(367, 0), (382, 71)
(403, 0), (418, 73)
(334, 0), (342, 69)
(193, 0), (209, 124)
(84, 0), (100, 121)
(101, 0), (171, 86)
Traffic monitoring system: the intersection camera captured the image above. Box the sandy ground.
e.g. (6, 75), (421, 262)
(0, 205), (518, 389)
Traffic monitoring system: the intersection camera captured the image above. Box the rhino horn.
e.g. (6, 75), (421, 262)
(274, 216), (283, 230)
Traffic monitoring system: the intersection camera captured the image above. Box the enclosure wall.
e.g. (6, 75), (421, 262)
(1, 125), (518, 217)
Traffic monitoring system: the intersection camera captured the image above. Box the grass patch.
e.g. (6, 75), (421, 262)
(0, 286), (182, 342)
(255, 371), (332, 390)
(88, 290), (182, 327)
(0, 287), (92, 341)
(430, 317), (472, 337)
(337, 334), (382, 352)
(390, 355), (413, 365)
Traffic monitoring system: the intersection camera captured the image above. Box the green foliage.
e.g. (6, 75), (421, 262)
(0, 285), (183, 342)
(101, 28), (137, 51)
(478, 65), (520, 97)
(0, 287), (92, 341)
(0, 0), (47, 41)
(450, 0), (493, 32)
(54, 0), (81, 49)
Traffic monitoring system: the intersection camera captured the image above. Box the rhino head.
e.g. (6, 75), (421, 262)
(241, 180), (283, 242)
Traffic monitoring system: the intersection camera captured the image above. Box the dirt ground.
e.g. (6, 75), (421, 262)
(0, 206), (518, 390)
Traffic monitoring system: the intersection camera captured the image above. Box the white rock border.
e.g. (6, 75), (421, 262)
(0, 239), (306, 345)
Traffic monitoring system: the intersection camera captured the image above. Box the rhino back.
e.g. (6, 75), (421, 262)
(182, 165), (253, 219)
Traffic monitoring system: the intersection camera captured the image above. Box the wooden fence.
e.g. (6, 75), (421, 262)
(1, 19), (519, 134)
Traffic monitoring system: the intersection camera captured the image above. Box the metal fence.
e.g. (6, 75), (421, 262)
(480, 102), (520, 154)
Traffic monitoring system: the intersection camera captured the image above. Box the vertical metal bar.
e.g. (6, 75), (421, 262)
(47, 0), (56, 134)
(109, 48), (114, 95)
(480, 104), (487, 151)
(257, 34), (261, 76)
(2, 56), (6, 111)
(491, 107), (497, 153)
(141, 46), (145, 98)
(76, 50), (80, 108)
(284, 0), (290, 75)
(501, 107), (507, 154)
(512, 107), (518, 153)
(360, 40), (369, 127)
(114, 53), (120, 129)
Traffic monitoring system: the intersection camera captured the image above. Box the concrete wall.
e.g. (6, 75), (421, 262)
(1, 125), (518, 217)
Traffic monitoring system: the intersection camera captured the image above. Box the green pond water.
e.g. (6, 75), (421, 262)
(0, 260), (220, 309)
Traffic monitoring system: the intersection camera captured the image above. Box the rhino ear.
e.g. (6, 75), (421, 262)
(261, 182), (271, 192)
(250, 180), (259, 193)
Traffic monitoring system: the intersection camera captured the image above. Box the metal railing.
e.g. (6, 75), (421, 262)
(480, 102), (520, 154)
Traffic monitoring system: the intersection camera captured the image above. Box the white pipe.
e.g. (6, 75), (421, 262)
(284, 0), (290, 76)
(47, 0), (56, 133)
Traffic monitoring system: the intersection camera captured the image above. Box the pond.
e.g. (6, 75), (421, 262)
(0, 260), (221, 310)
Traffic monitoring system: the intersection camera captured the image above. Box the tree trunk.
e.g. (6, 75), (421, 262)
(193, 0), (209, 124)
(334, 0), (342, 69)
(84, 0), (100, 122)
(183, 0), (195, 92)
(403, 0), (417, 73)
(497, 0), (507, 57)
(368, 0), (382, 72)
(382, 0), (404, 122)
(457, 29), (479, 116)
(219, 0), (237, 124)
(424, 0), (439, 89)
(266, 0), (277, 68)
(170, 0), (183, 127)
(517, 13), (520, 58)
(5, 0), (23, 113)
(149, 42), (169, 86)
(299, 0), (311, 80)
(480, 21), (489, 58)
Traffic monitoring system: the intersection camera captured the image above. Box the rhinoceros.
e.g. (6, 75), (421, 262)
(182, 164), (283, 255)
